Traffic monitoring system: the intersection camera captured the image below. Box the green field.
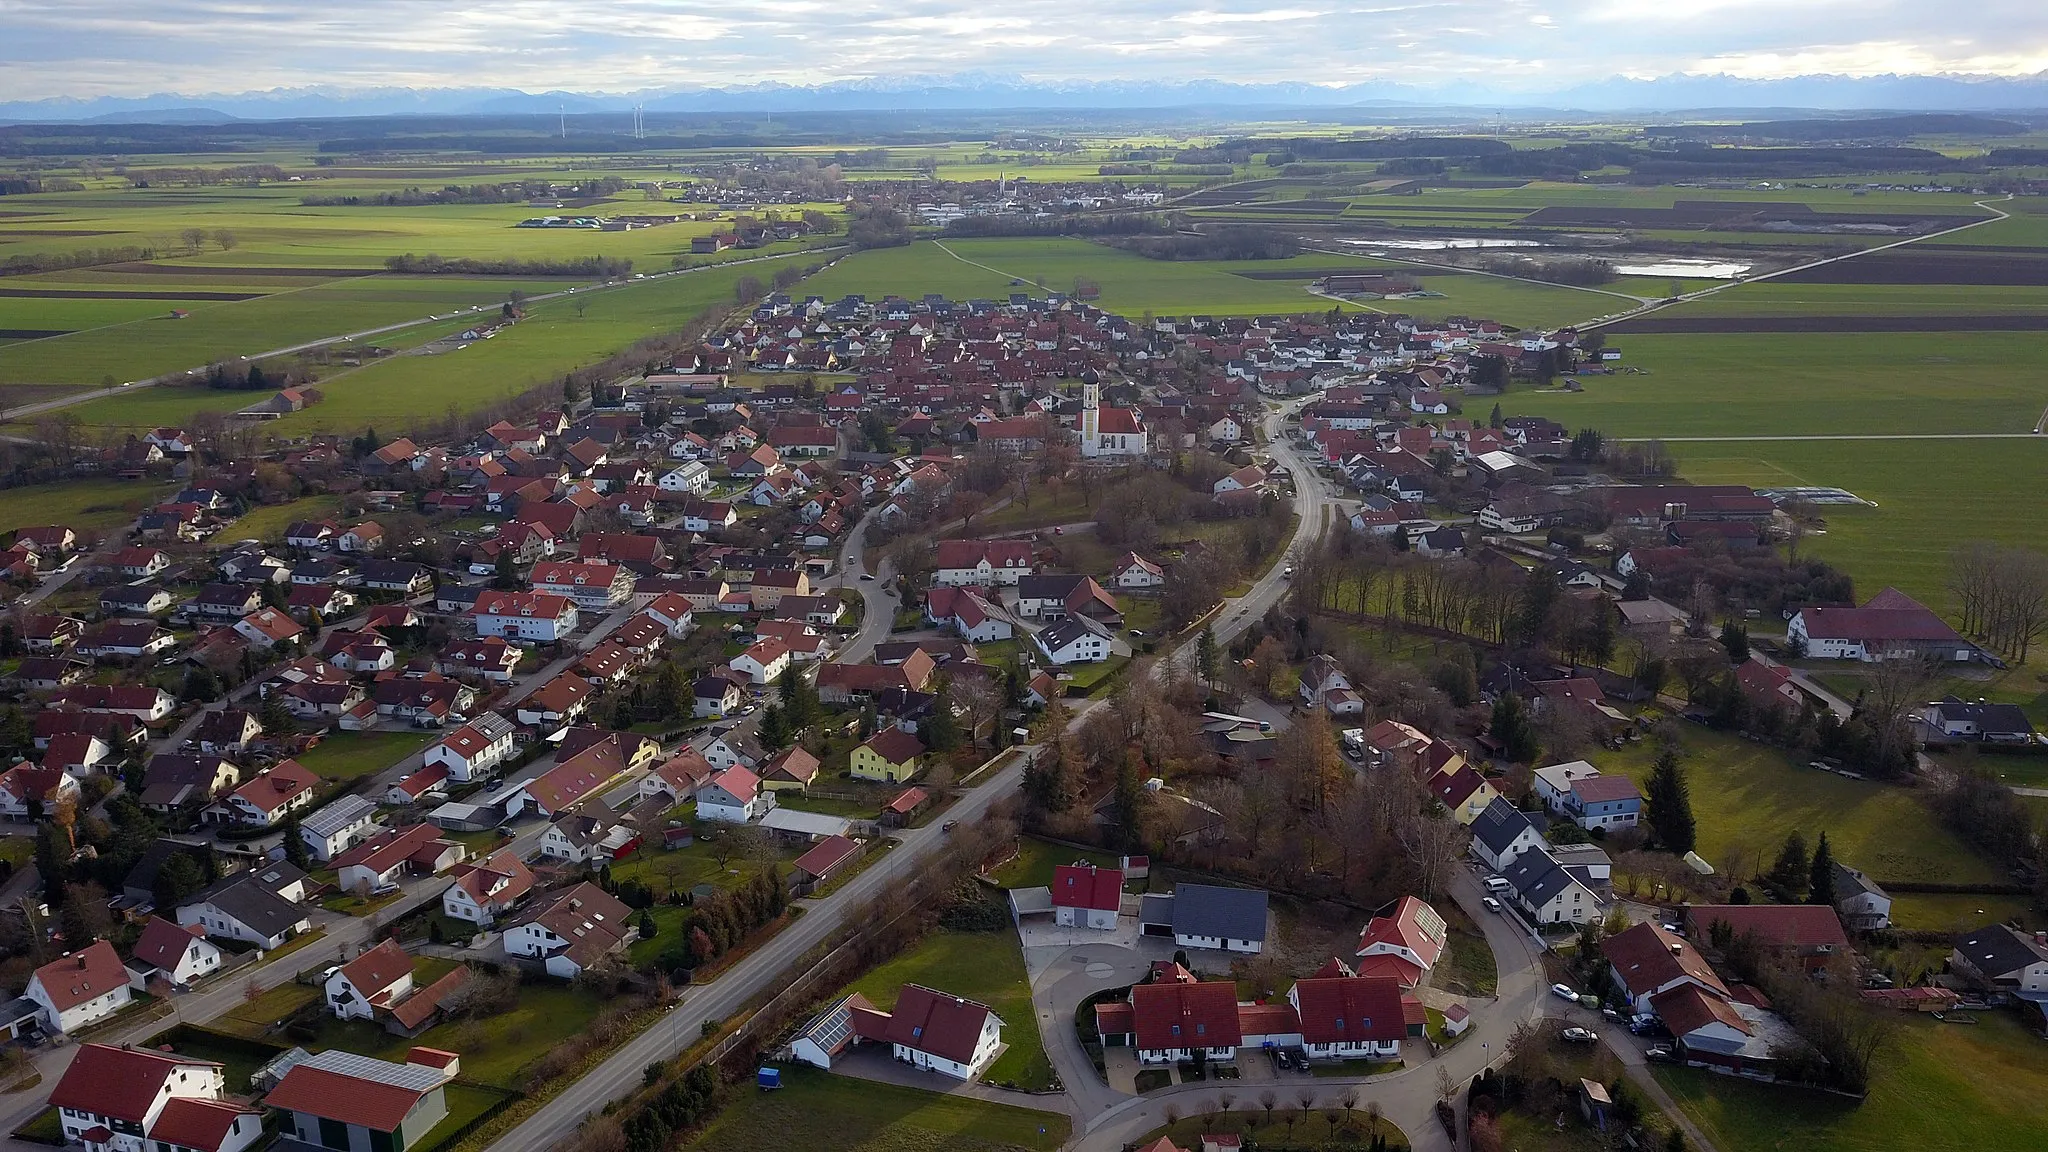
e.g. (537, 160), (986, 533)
(685, 1064), (1068, 1152)
(1592, 725), (1998, 887)
(1500, 331), (2048, 438)
(843, 929), (1052, 1091)
(1656, 1011), (2048, 1152)
(1668, 439), (2048, 609)
(987, 836), (1122, 890)
(0, 476), (174, 536)
(295, 730), (436, 782)
(228, 494), (345, 544)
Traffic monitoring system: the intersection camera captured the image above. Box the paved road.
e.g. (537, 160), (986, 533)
(0, 249), (836, 421)
(829, 504), (898, 667)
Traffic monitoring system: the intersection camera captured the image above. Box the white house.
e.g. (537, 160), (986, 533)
(48, 1043), (262, 1152)
(658, 460), (714, 495)
(501, 883), (634, 980)
(1052, 863), (1122, 930)
(127, 916), (226, 988)
(1500, 849), (1600, 925)
(1288, 976), (1406, 1062)
(1035, 617), (1110, 666)
(696, 766), (772, 823)
(1532, 760), (1603, 813)
(848, 984), (1005, 1081)
(441, 850), (535, 926)
(1469, 798), (1545, 872)
(1109, 552), (1165, 591)
(423, 714), (517, 782)
(25, 941), (132, 1034)
(298, 795), (379, 862)
(471, 591), (580, 643)
(325, 939), (414, 1022)
(933, 539), (1034, 588)
(729, 638), (791, 685)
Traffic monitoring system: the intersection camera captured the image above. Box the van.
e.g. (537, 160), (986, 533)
(1483, 877), (1511, 894)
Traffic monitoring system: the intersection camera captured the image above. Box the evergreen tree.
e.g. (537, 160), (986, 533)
(152, 852), (206, 909)
(1807, 831), (1837, 907)
(1489, 692), (1540, 763)
(1620, 568), (1652, 602)
(1196, 625), (1218, 687)
(638, 907), (658, 939)
(758, 704), (788, 749)
(1513, 568), (1561, 647)
(1768, 832), (1810, 900)
(493, 548), (520, 589)
(1719, 620), (1750, 665)
(1644, 749), (1696, 854)
(281, 811), (312, 870)
(1024, 740), (1073, 814)
(35, 821), (71, 904)
(1489, 402), (1504, 429)
(259, 691), (294, 736)
(1109, 753), (1148, 852)
(1588, 598), (1617, 666)
(923, 687), (961, 753)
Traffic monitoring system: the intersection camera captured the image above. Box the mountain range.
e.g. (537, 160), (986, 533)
(4, 72), (2048, 124)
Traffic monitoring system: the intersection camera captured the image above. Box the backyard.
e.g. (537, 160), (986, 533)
(1655, 1010), (2048, 1152)
(684, 1063), (1068, 1152)
(987, 835), (1122, 890)
(293, 729), (435, 782)
(842, 927), (1053, 1091)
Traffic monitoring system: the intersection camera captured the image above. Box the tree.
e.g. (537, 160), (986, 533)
(733, 275), (765, 304)
(758, 704), (788, 749)
(637, 907), (658, 939)
(1109, 752), (1149, 852)
(1718, 620), (1750, 665)
(213, 229), (238, 251)
(281, 811), (312, 870)
(1807, 831), (1837, 907)
(923, 688), (961, 753)
(152, 851), (206, 909)
(1258, 1090), (1278, 1126)
(1644, 748), (1697, 854)
(35, 821), (71, 903)
(180, 226), (206, 251)
(1195, 624), (1218, 688)
(60, 881), (113, 948)
(1489, 691), (1540, 763)
(1768, 831), (1810, 900)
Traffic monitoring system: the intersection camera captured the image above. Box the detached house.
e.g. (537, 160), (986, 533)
(850, 727), (924, 784)
(1288, 975), (1408, 1062)
(442, 849), (536, 926)
(1952, 923), (2048, 995)
(219, 759), (319, 827)
(1053, 863), (1123, 930)
(26, 941), (133, 1034)
(48, 1043), (261, 1152)
(472, 591), (579, 643)
(503, 883), (635, 979)
(847, 984), (1006, 1081)
(933, 539), (1034, 587)
(696, 765), (772, 823)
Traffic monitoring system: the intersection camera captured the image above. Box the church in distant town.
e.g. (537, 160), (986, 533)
(1078, 382), (1147, 459)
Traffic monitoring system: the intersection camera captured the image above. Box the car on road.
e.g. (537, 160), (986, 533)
(941, 821), (958, 833)
(1551, 983), (1579, 1002)
(1629, 1016), (1670, 1038)
(859, 573), (874, 581)
(1560, 1027), (1598, 1045)
(1481, 896), (1502, 914)
(1282, 566), (1294, 578)
(1602, 1006), (1626, 1022)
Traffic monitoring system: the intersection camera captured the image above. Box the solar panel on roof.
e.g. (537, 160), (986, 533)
(300, 1049), (447, 1092)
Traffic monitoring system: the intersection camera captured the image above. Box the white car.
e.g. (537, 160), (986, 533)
(1481, 896), (1502, 914)
(1551, 983), (1579, 1002)
(1560, 1027), (1598, 1045)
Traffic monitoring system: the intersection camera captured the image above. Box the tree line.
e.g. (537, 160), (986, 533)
(381, 252), (633, 277)
(303, 176), (630, 207)
(1948, 540), (2048, 663)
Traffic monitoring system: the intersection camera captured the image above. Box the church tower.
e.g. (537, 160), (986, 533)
(1080, 381), (1100, 456)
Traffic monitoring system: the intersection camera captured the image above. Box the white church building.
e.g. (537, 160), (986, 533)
(1079, 382), (1147, 459)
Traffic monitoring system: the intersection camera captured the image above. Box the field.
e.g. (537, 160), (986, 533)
(228, 494), (344, 543)
(686, 1063), (1068, 1152)
(1667, 439), (2048, 609)
(843, 928), (1052, 1090)
(1591, 725), (1998, 888)
(294, 730), (436, 782)
(296, 982), (607, 1090)
(0, 476), (174, 536)
(987, 835), (1122, 890)
(1656, 1011), (2048, 1152)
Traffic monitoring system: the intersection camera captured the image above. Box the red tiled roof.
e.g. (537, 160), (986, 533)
(1291, 975), (1406, 1045)
(1684, 904), (1849, 951)
(50, 1043), (222, 1124)
(29, 940), (126, 1012)
(130, 915), (209, 971)
(859, 726), (925, 766)
(150, 1097), (258, 1149)
(849, 983), (995, 1066)
(1053, 863), (1123, 912)
(339, 939), (412, 997)
(1130, 980), (1241, 1050)
(793, 835), (861, 879)
(1650, 982), (1750, 1040)
(264, 1064), (431, 1133)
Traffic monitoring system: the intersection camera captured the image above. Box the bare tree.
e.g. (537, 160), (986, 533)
(1296, 1089), (1316, 1126)
(213, 228), (238, 252)
(1864, 654), (1937, 773)
(1258, 1089), (1278, 1126)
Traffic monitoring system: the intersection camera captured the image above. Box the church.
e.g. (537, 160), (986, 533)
(1078, 382), (1147, 459)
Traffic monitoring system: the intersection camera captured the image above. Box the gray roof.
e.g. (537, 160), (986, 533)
(758, 808), (853, 838)
(299, 1048), (450, 1091)
(468, 711), (515, 742)
(1832, 862), (1887, 900)
(1037, 616), (1102, 655)
(189, 872), (307, 938)
(1016, 574), (1087, 601)
(1472, 797), (1537, 855)
(1932, 698), (2035, 735)
(1955, 923), (2048, 979)
(1139, 893), (1176, 928)
(1170, 883), (1268, 943)
(1502, 849), (1582, 908)
(303, 794), (378, 838)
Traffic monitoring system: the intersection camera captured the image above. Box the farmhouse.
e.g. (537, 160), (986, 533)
(1788, 587), (1979, 663)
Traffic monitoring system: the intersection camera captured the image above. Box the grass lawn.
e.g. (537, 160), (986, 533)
(227, 494), (343, 544)
(1308, 1057), (1402, 1078)
(1593, 725), (1999, 887)
(1666, 439), (2048, 611)
(685, 1063), (1068, 1152)
(843, 928), (1053, 1091)
(1655, 1010), (2048, 1152)
(1135, 1110), (1409, 1150)
(608, 836), (786, 900)
(413, 1083), (513, 1151)
(1437, 900), (1499, 997)
(144, 1027), (284, 1094)
(0, 476), (174, 536)
(974, 486), (1092, 533)
(298, 983), (606, 1090)
(1058, 654), (1131, 696)
(214, 981), (320, 1041)
(11, 1108), (61, 1144)
(295, 729), (435, 781)
(988, 835), (1120, 890)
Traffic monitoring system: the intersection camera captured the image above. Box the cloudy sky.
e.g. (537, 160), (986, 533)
(1, 0), (2042, 99)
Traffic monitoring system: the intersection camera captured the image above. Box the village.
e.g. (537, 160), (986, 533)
(0, 285), (2036, 1152)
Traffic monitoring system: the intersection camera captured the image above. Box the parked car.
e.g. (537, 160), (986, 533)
(1630, 1016), (1670, 1038)
(859, 573), (874, 581)
(1550, 983), (1579, 1002)
(1645, 1045), (1678, 1063)
(1481, 896), (1502, 914)
(1560, 1027), (1598, 1045)
(1601, 1006), (1626, 1022)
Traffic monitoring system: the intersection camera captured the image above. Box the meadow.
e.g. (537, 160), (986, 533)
(0, 476), (175, 536)
(684, 1064), (1068, 1152)
(1497, 330), (2048, 437)
(1655, 1011), (2048, 1152)
(843, 929), (1052, 1090)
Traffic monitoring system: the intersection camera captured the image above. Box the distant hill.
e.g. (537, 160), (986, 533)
(1646, 114), (2028, 142)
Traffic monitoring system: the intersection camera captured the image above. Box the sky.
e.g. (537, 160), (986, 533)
(0, 0), (2042, 100)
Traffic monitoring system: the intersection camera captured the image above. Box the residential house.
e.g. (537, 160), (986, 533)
(299, 795), (379, 862)
(174, 864), (313, 948)
(1788, 587), (1979, 663)
(538, 803), (639, 864)
(1501, 849), (1600, 925)
(503, 883), (635, 979)
(1834, 863), (1893, 932)
(1427, 764), (1498, 825)
(442, 849), (536, 926)
(218, 759), (319, 827)
(697, 766), (772, 823)
(1601, 921), (1729, 1013)
(1053, 863), (1123, 930)
(422, 714), (516, 781)
(332, 823), (466, 895)
(1288, 975), (1407, 1062)
(1163, 883), (1268, 954)
(1951, 923), (2048, 995)
(758, 746), (821, 792)
(1298, 654), (1362, 715)
(730, 638), (791, 685)
(933, 539), (1034, 587)
(1683, 905), (1849, 971)
(850, 727), (924, 784)
(0, 763), (80, 819)
(847, 984), (1005, 1081)
(1109, 552), (1165, 591)
(531, 561), (635, 610)
(25, 941), (132, 1034)
(48, 1043), (261, 1152)
(1922, 696), (2037, 743)
(1035, 616), (1110, 665)
(265, 1048), (455, 1152)
(1353, 897), (1447, 987)
(471, 591), (579, 643)
(694, 675), (742, 718)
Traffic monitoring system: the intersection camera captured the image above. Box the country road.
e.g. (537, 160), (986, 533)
(0, 248), (835, 423)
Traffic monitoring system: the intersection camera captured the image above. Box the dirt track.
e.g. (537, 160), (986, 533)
(1608, 313), (2048, 333)
(1772, 250), (2048, 284)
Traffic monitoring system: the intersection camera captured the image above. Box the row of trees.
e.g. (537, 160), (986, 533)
(1948, 540), (2048, 663)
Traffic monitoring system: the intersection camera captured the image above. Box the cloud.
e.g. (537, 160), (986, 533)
(0, 0), (2042, 100)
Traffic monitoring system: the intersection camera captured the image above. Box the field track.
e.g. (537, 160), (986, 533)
(1609, 314), (2048, 333)
(0, 287), (264, 301)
